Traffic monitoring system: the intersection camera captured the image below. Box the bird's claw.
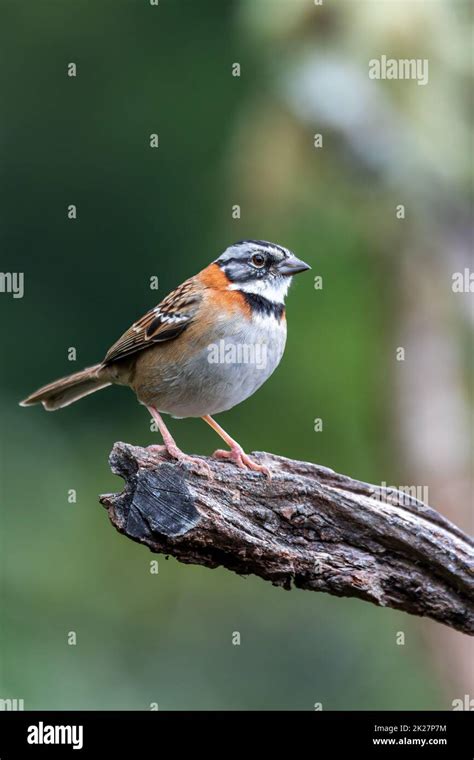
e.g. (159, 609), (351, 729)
(212, 448), (271, 478)
(147, 444), (213, 478)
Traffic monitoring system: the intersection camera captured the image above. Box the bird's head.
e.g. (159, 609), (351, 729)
(215, 240), (310, 303)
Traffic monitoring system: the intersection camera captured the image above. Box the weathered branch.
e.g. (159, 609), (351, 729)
(100, 443), (474, 635)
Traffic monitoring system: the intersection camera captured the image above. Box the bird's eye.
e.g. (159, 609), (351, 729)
(251, 253), (266, 268)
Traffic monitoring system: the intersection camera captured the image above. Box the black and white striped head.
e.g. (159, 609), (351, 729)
(215, 240), (310, 304)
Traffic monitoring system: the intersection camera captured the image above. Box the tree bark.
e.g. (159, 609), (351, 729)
(100, 442), (474, 635)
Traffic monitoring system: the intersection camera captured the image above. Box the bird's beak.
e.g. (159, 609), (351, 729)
(279, 254), (311, 276)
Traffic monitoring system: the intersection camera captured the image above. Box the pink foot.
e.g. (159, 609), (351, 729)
(212, 447), (271, 477)
(148, 443), (212, 478)
(147, 444), (167, 455)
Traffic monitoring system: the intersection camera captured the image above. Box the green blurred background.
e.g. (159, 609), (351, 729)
(1, 0), (472, 710)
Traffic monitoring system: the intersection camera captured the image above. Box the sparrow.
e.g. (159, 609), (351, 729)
(20, 240), (310, 475)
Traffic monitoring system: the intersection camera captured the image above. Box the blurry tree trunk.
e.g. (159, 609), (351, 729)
(396, 243), (473, 702)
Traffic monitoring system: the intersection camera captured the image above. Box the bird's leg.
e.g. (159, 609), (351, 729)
(201, 415), (270, 477)
(147, 406), (211, 477)
(147, 406), (183, 458)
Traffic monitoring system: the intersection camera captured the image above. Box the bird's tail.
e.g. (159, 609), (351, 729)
(19, 363), (111, 411)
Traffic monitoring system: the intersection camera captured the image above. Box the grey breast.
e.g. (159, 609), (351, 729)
(155, 312), (287, 418)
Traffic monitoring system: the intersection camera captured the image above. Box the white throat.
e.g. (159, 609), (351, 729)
(228, 276), (291, 304)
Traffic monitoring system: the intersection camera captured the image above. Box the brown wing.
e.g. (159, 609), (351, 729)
(103, 279), (202, 365)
